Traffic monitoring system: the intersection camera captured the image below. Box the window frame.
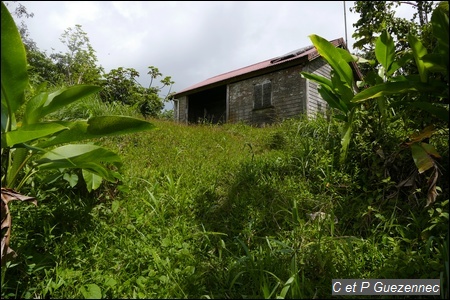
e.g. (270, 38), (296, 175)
(253, 81), (272, 110)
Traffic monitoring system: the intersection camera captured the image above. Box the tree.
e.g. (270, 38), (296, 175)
(350, 1), (437, 77)
(143, 66), (175, 118)
(26, 47), (64, 87)
(146, 66), (175, 100)
(6, 1), (35, 50)
(99, 66), (174, 118)
(50, 24), (103, 86)
(351, 1), (436, 51)
(100, 67), (141, 105)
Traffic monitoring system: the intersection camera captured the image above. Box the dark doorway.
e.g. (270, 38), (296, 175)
(188, 86), (227, 124)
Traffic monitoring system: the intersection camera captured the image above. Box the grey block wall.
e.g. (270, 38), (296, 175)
(174, 57), (332, 125)
(228, 64), (306, 125)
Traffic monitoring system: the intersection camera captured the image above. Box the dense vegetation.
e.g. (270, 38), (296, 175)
(1, 1), (448, 299)
(2, 107), (448, 299)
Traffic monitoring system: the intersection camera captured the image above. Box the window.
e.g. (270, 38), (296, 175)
(173, 99), (179, 120)
(254, 81), (272, 109)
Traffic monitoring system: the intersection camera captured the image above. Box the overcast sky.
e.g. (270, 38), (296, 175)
(6, 1), (418, 110)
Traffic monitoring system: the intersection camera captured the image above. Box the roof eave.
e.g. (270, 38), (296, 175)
(174, 56), (312, 97)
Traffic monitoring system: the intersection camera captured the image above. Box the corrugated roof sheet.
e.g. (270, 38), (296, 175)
(175, 38), (345, 97)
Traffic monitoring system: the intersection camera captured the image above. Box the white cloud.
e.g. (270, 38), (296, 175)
(8, 0), (426, 112)
(111, 1), (149, 20)
(49, 1), (102, 31)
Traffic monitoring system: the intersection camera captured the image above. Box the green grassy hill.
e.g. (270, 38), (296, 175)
(2, 116), (448, 299)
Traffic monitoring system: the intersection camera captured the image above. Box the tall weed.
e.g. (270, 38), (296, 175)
(1, 115), (447, 299)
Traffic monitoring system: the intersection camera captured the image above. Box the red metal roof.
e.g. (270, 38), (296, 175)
(175, 38), (346, 96)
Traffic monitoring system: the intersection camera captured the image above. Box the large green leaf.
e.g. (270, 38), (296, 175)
(35, 121), (90, 148)
(374, 31), (397, 123)
(309, 34), (354, 88)
(37, 144), (122, 165)
(82, 170), (103, 192)
(87, 116), (155, 134)
(300, 72), (333, 89)
(330, 71), (354, 103)
(24, 85), (101, 124)
(5, 148), (29, 188)
(388, 52), (414, 76)
(22, 92), (48, 126)
(375, 30), (395, 76)
(36, 144), (122, 181)
(300, 72), (347, 113)
(317, 85), (348, 113)
(36, 116), (156, 148)
(1, 2), (29, 123)
(336, 47), (357, 63)
(351, 81), (438, 102)
(421, 53), (448, 73)
(2, 123), (68, 148)
(408, 34), (428, 83)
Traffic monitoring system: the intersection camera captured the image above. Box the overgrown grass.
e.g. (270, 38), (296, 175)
(1, 100), (448, 299)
